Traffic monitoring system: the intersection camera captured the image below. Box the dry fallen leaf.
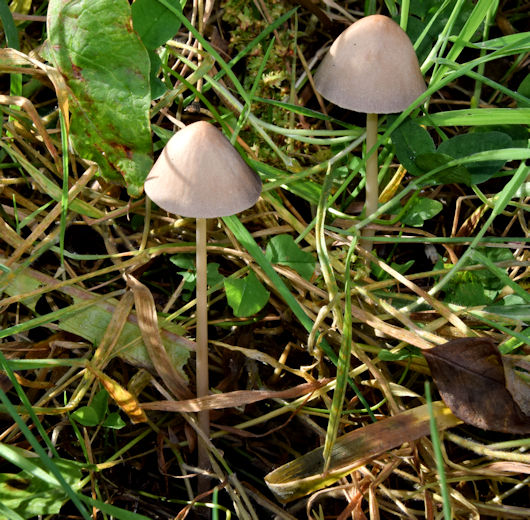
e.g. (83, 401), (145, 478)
(423, 337), (530, 434)
(503, 356), (530, 416)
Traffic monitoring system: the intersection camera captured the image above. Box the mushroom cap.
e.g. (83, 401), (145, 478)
(314, 15), (426, 114)
(144, 121), (262, 218)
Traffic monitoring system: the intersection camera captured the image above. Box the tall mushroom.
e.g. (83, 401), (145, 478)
(144, 121), (262, 468)
(314, 14), (426, 250)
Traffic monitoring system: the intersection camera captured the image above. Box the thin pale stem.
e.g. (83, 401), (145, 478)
(195, 217), (210, 469)
(361, 112), (379, 252)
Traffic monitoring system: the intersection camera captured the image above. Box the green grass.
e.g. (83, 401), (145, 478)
(0, 0), (529, 518)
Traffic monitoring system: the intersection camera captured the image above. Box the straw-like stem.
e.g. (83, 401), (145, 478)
(195, 217), (210, 469)
(361, 112), (379, 251)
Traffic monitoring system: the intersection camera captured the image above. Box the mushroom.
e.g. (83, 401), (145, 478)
(314, 14), (426, 250)
(144, 121), (262, 467)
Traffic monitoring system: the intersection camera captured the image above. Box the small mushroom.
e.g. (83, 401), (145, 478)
(314, 14), (426, 250)
(145, 121), (262, 219)
(145, 121), (262, 467)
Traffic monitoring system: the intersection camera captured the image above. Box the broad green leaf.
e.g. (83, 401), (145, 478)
(147, 48), (167, 99)
(265, 234), (315, 280)
(180, 271), (196, 284)
(102, 412), (126, 430)
(0, 447), (83, 520)
(446, 276), (494, 306)
(391, 118), (436, 176)
(437, 131), (512, 183)
(401, 197), (443, 226)
(47, 0), (153, 197)
(70, 390), (114, 427)
(132, 0), (184, 50)
(132, 0), (185, 99)
(481, 305), (530, 322)
(473, 125), (529, 148)
(472, 246), (514, 290)
(415, 152), (472, 185)
(2, 261), (190, 374)
(472, 249), (530, 303)
(443, 247), (515, 306)
(402, 13), (437, 63)
(71, 406), (100, 427)
(90, 389), (109, 422)
(170, 253), (195, 270)
(407, 0), (442, 18)
(170, 253), (200, 299)
(207, 262), (225, 288)
(0, 472), (67, 518)
(224, 271), (270, 317)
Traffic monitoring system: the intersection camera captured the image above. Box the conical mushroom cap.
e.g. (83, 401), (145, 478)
(314, 15), (426, 114)
(144, 121), (262, 218)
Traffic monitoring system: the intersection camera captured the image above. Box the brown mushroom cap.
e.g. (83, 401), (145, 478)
(314, 15), (426, 114)
(144, 121), (262, 218)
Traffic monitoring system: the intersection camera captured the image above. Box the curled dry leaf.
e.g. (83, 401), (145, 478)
(141, 379), (330, 412)
(265, 401), (461, 502)
(126, 274), (193, 400)
(423, 337), (530, 434)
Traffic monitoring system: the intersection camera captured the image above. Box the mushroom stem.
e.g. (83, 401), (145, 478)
(361, 112), (379, 252)
(195, 216), (210, 468)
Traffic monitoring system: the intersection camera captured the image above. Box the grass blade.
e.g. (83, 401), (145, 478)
(426, 382), (452, 519)
(223, 214), (375, 417)
(0, 355), (91, 519)
(322, 239), (356, 472)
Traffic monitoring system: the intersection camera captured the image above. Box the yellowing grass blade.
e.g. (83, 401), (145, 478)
(265, 401), (462, 502)
(88, 366), (147, 424)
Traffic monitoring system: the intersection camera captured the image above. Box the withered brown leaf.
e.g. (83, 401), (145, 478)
(423, 337), (530, 434)
(503, 356), (530, 416)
